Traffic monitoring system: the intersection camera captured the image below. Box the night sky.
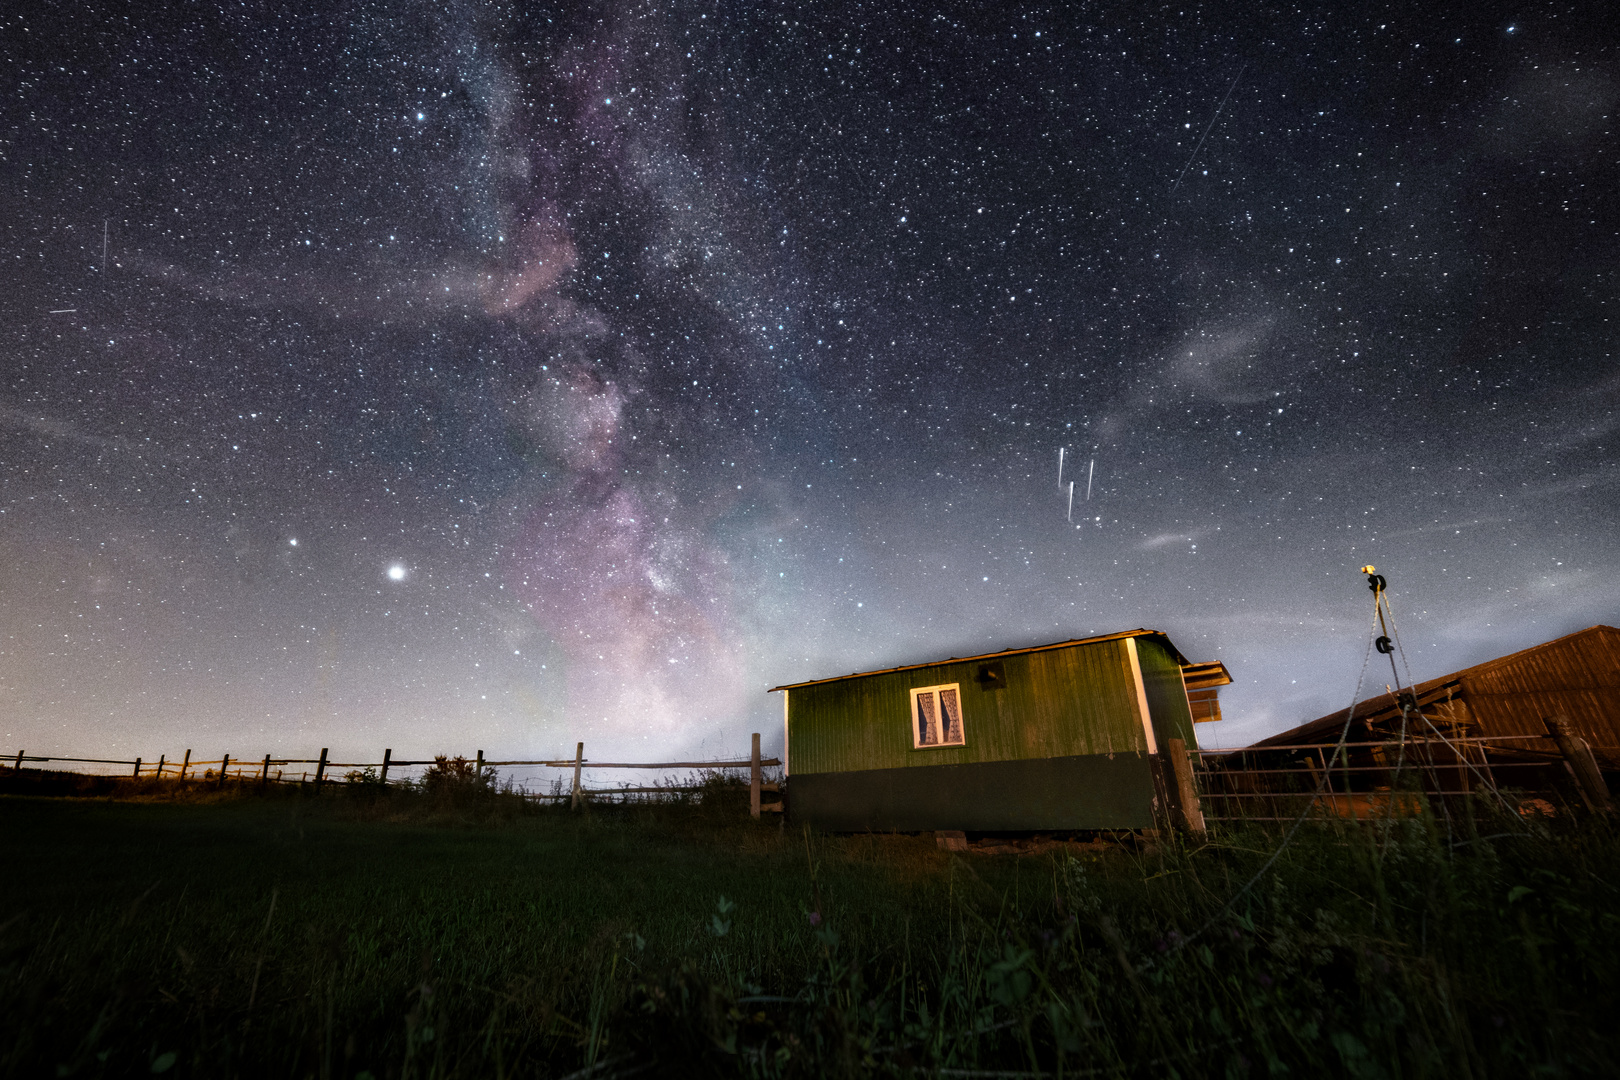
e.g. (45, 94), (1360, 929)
(3, 1), (1616, 771)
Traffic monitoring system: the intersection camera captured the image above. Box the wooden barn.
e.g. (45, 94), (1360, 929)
(769, 629), (1231, 832)
(1253, 624), (1620, 768)
(1188, 625), (1620, 816)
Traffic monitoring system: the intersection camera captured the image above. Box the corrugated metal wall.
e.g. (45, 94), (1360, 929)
(1460, 626), (1620, 752)
(788, 637), (1151, 775)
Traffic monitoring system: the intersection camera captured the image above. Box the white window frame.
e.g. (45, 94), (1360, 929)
(910, 683), (966, 749)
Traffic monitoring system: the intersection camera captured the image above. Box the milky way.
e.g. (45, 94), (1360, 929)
(2, 2), (1616, 767)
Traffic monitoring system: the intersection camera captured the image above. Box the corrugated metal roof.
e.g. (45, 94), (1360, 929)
(767, 628), (1201, 692)
(1255, 625), (1620, 750)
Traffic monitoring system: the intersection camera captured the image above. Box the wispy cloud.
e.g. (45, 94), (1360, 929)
(1138, 531), (1202, 550)
(0, 404), (145, 454)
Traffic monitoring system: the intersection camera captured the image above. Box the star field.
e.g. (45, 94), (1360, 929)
(1, 1), (1616, 764)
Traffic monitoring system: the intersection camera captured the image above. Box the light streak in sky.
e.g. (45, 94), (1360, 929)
(1170, 64), (1247, 192)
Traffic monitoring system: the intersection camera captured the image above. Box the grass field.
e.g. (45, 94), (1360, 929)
(1, 775), (1617, 1078)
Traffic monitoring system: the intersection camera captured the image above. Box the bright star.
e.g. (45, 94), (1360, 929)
(387, 565), (406, 581)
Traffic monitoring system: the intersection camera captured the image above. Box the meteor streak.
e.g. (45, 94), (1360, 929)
(1170, 64), (1247, 193)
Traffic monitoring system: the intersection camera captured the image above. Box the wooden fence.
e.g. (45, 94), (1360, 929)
(17, 725), (1609, 833)
(3, 732), (785, 819)
(1190, 727), (1616, 823)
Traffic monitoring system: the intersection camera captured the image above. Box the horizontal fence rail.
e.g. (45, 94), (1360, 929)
(2, 753), (780, 775)
(1192, 733), (1598, 753)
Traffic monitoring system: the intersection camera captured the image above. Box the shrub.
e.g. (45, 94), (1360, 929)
(419, 755), (493, 797)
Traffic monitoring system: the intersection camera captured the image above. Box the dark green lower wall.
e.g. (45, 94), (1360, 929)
(787, 754), (1157, 832)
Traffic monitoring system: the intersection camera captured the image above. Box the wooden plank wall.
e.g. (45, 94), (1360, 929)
(1459, 626), (1620, 762)
(788, 638), (1150, 775)
(1135, 636), (1200, 751)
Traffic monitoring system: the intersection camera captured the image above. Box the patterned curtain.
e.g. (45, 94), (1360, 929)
(938, 687), (963, 744)
(915, 691), (939, 745)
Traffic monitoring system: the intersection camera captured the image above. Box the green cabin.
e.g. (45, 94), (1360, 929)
(770, 629), (1230, 832)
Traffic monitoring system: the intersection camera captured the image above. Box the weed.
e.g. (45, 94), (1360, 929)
(0, 791), (1615, 1076)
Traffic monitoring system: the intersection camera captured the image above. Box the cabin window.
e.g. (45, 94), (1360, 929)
(910, 683), (965, 748)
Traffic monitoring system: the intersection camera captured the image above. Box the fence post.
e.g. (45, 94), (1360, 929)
(476, 750), (485, 781)
(178, 749), (192, 782)
(155, 754), (165, 778)
(571, 742), (584, 810)
(380, 748), (392, 784)
(13, 750), (22, 772)
(261, 755), (271, 788)
(1546, 716), (1611, 812)
(314, 748), (329, 791)
(133, 757), (142, 778)
(1167, 738), (1206, 833)
(750, 733), (762, 820)
(219, 755), (230, 788)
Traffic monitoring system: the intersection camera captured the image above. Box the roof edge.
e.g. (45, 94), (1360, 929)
(766, 628), (1191, 693)
(1182, 660), (1233, 690)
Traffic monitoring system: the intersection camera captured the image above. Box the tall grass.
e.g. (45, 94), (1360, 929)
(1, 782), (1615, 1077)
